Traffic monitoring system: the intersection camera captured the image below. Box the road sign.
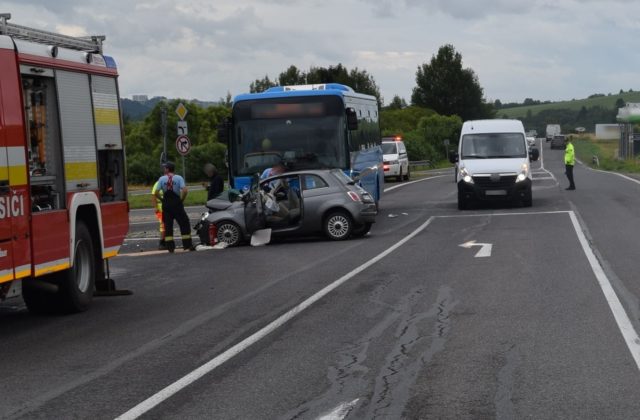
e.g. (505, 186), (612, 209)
(459, 240), (493, 258)
(177, 120), (188, 136)
(175, 103), (188, 120)
(176, 135), (191, 156)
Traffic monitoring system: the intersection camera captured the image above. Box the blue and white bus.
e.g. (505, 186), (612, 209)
(220, 83), (383, 202)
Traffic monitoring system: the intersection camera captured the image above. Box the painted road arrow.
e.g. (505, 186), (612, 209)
(459, 240), (493, 258)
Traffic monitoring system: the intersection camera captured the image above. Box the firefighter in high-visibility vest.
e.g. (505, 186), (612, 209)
(155, 161), (194, 252)
(151, 180), (165, 249)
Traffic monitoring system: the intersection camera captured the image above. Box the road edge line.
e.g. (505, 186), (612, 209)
(568, 210), (640, 371)
(114, 217), (436, 420)
(383, 175), (447, 193)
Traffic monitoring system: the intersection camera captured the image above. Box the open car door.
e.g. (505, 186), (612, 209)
(244, 174), (266, 235)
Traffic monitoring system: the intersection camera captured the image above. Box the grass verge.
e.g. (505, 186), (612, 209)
(128, 189), (208, 210)
(573, 136), (640, 173)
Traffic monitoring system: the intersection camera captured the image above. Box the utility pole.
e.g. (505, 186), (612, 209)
(161, 105), (167, 164)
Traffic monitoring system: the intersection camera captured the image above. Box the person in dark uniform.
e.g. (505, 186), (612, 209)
(204, 163), (224, 200)
(155, 161), (193, 252)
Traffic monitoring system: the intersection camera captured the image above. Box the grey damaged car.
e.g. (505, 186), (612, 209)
(197, 169), (378, 246)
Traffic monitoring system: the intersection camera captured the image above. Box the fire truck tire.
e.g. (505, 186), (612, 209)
(22, 279), (58, 314)
(58, 221), (96, 313)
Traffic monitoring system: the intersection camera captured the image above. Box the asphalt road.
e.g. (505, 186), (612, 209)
(3, 139), (640, 419)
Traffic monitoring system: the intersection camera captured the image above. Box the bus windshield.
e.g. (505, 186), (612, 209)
(461, 133), (527, 159)
(232, 97), (348, 176)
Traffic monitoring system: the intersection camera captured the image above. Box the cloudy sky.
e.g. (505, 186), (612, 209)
(1, 0), (638, 105)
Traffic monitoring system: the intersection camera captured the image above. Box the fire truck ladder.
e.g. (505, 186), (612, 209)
(0, 13), (104, 54)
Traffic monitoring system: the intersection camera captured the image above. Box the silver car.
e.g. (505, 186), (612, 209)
(200, 169), (378, 246)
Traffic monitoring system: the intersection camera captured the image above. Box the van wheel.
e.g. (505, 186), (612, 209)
(523, 190), (533, 207)
(216, 221), (242, 247)
(397, 169), (403, 182)
(324, 210), (353, 241)
(458, 192), (468, 210)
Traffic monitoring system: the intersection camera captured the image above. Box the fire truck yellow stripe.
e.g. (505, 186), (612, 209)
(94, 108), (120, 125)
(34, 259), (70, 277)
(15, 265), (31, 279)
(103, 246), (120, 259)
(65, 162), (97, 180)
(0, 270), (13, 283)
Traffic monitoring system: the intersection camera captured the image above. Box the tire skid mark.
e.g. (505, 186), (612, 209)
(283, 284), (457, 420)
(368, 285), (455, 420)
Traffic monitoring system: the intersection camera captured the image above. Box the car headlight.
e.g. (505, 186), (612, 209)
(516, 163), (529, 183)
(459, 167), (474, 184)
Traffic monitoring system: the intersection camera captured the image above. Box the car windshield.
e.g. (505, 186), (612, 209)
(381, 143), (397, 154)
(461, 132), (527, 159)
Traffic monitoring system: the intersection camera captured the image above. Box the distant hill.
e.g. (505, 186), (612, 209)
(497, 91), (640, 118)
(121, 97), (222, 121)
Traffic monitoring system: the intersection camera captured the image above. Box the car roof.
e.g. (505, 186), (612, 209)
(261, 168), (343, 181)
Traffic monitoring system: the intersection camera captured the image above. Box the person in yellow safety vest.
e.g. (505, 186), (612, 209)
(151, 180), (165, 249)
(564, 136), (576, 190)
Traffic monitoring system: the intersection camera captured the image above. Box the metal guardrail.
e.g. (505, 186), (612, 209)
(409, 160), (436, 169)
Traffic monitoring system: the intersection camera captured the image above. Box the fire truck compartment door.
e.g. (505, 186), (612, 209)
(55, 70), (98, 192)
(91, 75), (122, 150)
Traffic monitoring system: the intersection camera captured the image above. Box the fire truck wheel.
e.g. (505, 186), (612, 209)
(22, 279), (58, 314)
(58, 221), (96, 313)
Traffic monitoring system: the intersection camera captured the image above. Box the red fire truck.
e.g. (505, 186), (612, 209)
(0, 14), (129, 313)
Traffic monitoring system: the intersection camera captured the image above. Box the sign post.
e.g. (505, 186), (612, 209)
(175, 103), (189, 178)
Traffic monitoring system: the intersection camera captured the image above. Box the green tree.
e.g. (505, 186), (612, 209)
(385, 95), (407, 110)
(250, 75), (278, 93)
(380, 106), (434, 135)
(249, 63), (382, 105)
(411, 44), (493, 120)
(278, 65), (306, 86)
(125, 101), (230, 184)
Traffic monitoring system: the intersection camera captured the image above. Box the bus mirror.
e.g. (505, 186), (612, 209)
(448, 151), (459, 164)
(217, 117), (231, 143)
(346, 108), (358, 130)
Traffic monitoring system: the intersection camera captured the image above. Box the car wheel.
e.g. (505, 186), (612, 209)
(404, 166), (410, 181)
(216, 221), (242, 246)
(397, 168), (403, 182)
(352, 222), (372, 238)
(324, 210), (353, 241)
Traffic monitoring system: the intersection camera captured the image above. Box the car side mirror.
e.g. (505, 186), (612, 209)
(529, 147), (540, 162)
(448, 151), (459, 164)
(346, 107), (358, 131)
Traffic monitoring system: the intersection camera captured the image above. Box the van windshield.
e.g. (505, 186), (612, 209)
(461, 132), (526, 159)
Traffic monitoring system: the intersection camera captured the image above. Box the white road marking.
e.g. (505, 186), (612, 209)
(459, 240), (493, 257)
(383, 174), (447, 193)
(568, 211), (640, 370)
(316, 399), (360, 420)
(115, 217), (437, 420)
(445, 209), (640, 371)
(584, 165), (640, 187)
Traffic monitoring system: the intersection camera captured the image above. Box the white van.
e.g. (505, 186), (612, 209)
(449, 119), (539, 210)
(381, 137), (410, 181)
